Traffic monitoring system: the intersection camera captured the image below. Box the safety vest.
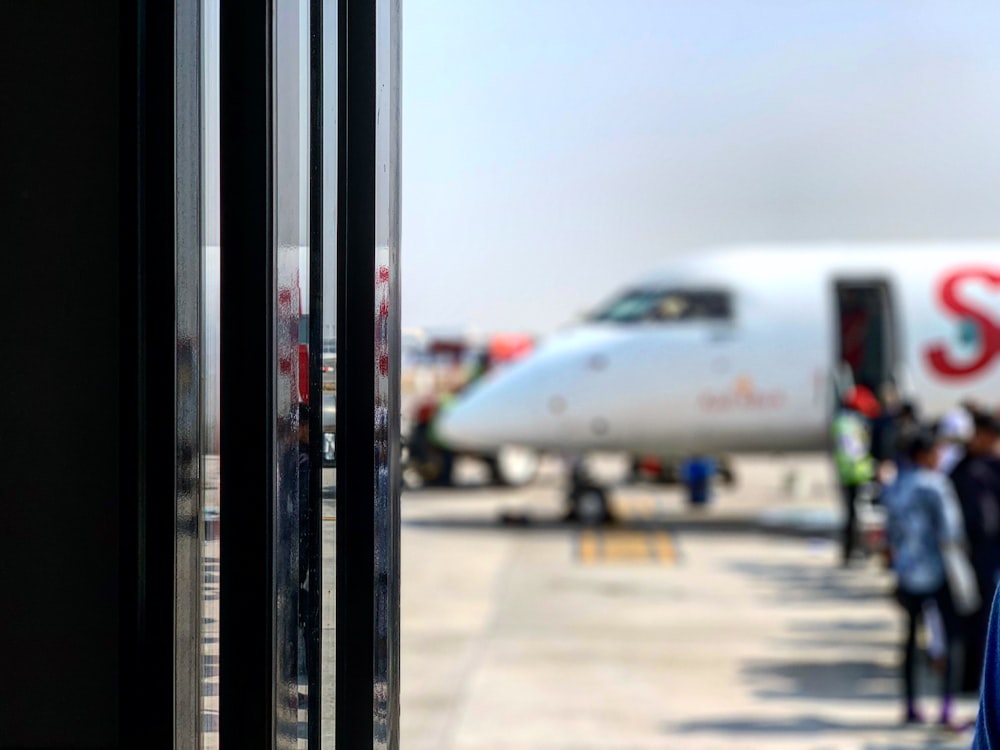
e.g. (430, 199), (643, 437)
(832, 410), (875, 486)
(427, 391), (456, 448)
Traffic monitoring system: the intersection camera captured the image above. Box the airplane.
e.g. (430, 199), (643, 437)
(436, 242), (1000, 522)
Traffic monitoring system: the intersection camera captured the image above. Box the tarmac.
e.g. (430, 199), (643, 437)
(396, 454), (979, 750)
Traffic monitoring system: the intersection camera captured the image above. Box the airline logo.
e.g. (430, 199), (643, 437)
(698, 375), (786, 411)
(925, 268), (1000, 380)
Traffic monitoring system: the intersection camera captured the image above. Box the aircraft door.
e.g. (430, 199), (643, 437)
(831, 359), (855, 408)
(833, 280), (899, 399)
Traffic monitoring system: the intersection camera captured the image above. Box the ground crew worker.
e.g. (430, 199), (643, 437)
(832, 386), (879, 566)
(426, 389), (458, 485)
(680, 454), (716, 507)
(415, 351), (492, 486)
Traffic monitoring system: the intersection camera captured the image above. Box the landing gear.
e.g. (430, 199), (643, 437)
(630, 454), (737, 487)
(565, 458), (613, 524)
(568, 484), (611, 525)
(403, 424), (455, 488)
(484, 445), (541, 487)
(717, 456), (736, 487)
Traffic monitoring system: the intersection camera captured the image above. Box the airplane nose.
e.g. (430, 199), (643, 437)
(436, 381), (522, 449)
(433, 405), (473, 448)
(433, 328), (625, 450)
(435, 351), (569, 449)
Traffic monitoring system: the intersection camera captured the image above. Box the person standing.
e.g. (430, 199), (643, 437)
(950, 411), (1000, 693)
(973, 587), (1000, 747)
(884, 431), (970, 729)
(680, 454), (716, 507)
(938, 404), (974, 475)
(871, 383), (901, 470)
(832, 386), (879, 566)
(889, 401), (923, 470)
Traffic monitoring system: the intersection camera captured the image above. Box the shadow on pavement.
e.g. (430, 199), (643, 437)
(775, 620), (899, 654)
(671, 717), (970, 749)
(789, 618), (894, 634)
(728, 560), (892, 603)
(863, 739), (971, 750)
(669, 715), (899, 735)
(743, 658), (897, 702)
(401, 515), (845, 542)
(728, 561), (903, 705)
(719, 558), (977, 746)
(778, 618), (897, 652)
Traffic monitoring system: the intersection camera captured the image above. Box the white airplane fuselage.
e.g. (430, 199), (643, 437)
(438, 244), (1000, 455)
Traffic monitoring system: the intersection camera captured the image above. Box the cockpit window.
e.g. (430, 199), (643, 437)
(592, 289), (661, 322)
(592, 289), (732, 323)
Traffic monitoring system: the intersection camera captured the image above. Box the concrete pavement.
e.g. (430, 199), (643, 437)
(399, 455), (978, 750)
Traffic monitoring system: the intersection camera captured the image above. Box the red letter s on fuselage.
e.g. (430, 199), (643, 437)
(925, 268), (1000, 379)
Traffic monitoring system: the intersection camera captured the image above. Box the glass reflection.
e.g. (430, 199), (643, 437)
(321, 0), (337, 744)
(202, 0), (221, 744)
(373, 0), (402, 745)
(273, 0), (312, 743)
(200, 1), (332, 744)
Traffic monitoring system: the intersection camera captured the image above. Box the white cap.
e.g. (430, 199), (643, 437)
(938, 407), (973, 443)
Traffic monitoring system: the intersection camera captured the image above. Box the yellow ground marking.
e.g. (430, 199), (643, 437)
(576, 528), (676, 565)
(578, 530), (600, 564)
(654, 531), (676, 563)
(577, 491), (678, 565)
(322, 516), (337, 522)
(602, 532), (655, 560)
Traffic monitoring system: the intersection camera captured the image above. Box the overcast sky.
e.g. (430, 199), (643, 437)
(400, 0), (1000, 335)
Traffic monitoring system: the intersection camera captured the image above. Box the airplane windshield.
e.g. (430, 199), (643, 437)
(591, 289), (732, 323)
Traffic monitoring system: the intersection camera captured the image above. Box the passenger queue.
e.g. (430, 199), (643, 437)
(832, 386), (1000, 739)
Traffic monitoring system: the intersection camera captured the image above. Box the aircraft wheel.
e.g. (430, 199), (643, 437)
(658, 461), (680, 485)
(402, 463), (425, 490)
(423, 446), (455, 487)
(486, 445), (541, 487)
(569, 486), (611, 525)
(400, 442), (422, 490)
(402, 444), (454, 488)
(717, 460), (736, 486)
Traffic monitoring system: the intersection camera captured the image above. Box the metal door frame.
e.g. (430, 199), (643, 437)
(831, 277), (902, 395)
(217, 0), (401, 746)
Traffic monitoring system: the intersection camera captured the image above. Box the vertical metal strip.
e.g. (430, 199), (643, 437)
(133, 1), (184, 745)
(274, 0), (307, 746)
(336, 0), (401, 746)
(306, 0), (325, 744)
(118, 0), (141, 742)
(373, 0), (401, 746)
(121, 1), (205, 745)
(219, 0), (276, 744)
(175, 0), (205, 746)
(336, 0), (377, 746)
(388, 0), (402, 740)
